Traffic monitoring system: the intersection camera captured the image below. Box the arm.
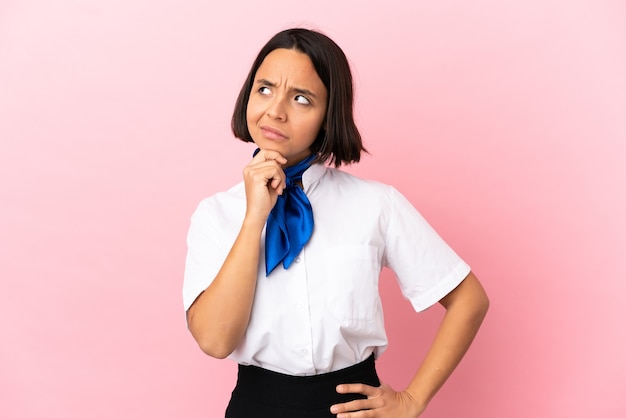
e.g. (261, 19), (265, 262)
(186, 150), (287, 359)
(331, 271), (489, 417)
(404, 271), (489, 412)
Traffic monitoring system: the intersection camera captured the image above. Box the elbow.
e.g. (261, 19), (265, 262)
(479, 296), (490, 324)
(479, 291), (490, 315)
(196, 338), (236, 359)
(188, 323), (238, 359)
(186, 309), (238, 359)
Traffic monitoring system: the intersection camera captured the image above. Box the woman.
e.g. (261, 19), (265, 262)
(183, 28), (489, 418)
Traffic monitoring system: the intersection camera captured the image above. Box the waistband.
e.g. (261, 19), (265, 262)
(232, 354), (380, 409)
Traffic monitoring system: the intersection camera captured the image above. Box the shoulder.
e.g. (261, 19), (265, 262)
(195, 182), (245, 210)
(322, 167), (396, 196)
(191, 182), (246, 226)
(313, 167), (402, 219)
(319, 168), (429, 223)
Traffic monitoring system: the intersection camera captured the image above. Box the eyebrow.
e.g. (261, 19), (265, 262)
(255, 78), (318, 99)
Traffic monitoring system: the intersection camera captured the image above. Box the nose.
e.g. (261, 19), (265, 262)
(266, 97), (287, 121)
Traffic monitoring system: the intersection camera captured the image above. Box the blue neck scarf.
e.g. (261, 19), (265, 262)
(256, 149), (316, 276)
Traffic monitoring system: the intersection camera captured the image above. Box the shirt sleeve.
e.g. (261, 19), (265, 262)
(383, 187), (471, 312)
(182, 199), (226, 312)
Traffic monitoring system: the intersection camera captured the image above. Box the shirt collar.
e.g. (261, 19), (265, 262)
(302, 163), (327, 192)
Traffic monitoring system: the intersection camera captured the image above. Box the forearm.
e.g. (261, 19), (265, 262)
(405, 273), (489, 412)
(186, 217), (265, 358)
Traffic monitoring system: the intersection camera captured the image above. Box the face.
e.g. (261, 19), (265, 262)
(246, 48), (328, 166)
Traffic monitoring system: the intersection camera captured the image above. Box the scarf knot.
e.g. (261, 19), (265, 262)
(285, 177), (297, 189)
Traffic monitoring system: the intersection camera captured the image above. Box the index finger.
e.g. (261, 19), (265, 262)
(336, 383), (379, 396)
(252, 148), (287, 165)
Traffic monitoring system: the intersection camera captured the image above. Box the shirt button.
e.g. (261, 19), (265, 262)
(300, 348), (308, 354)
(295, 257), (301, 263)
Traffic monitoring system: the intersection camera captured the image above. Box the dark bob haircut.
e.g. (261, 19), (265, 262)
(231, 28), (366, 167)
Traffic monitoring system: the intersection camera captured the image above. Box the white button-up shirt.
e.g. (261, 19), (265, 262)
(183, 164), (470, 375)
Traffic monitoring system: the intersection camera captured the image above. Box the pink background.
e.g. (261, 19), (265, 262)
(1, 0), (625, 416)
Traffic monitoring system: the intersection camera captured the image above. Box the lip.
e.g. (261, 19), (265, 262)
(260, 125), (288, 141)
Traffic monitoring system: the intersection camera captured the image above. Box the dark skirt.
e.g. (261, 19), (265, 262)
(225, 355), (380, 418)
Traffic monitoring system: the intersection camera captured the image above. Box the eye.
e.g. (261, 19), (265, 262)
(258, 86), (271, 95)
(294, 95), (310, 105)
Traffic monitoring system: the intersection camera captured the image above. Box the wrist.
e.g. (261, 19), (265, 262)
(402, 389), (428, 417)
(241, 213), (268, 232)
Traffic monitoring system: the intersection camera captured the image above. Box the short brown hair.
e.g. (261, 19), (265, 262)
(231, 28), (366, 167)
